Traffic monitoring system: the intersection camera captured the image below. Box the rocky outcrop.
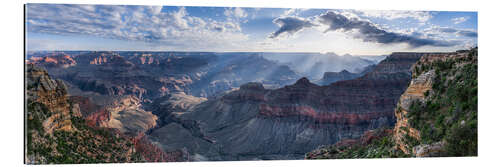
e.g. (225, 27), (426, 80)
(306, 48), (478, 159)
(412, 141), (446, 157)
(26, 64), (74, 134)
(393, 70), (435, 154)
(393, 49), (477, 157)
(92, 96), (158, 136)
(25, 65), (146, 164)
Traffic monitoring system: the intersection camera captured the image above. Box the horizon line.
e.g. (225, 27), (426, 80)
(26, 49), (466, 56)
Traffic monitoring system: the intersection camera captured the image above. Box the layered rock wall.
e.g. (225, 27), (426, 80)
(26, 64), (74, 134)
(149, 52), (427, 160)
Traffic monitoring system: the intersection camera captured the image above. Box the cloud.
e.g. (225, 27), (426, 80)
(436, 27), (477, 38)
(170, 7), (189, 29)
(457, 30), (478, 38)
(269, 16), (315, 38)
(281, 8), (310, 17)
(354, 10), (433, 22)
(452, 17), (469, 24)
(26, 4), (475, 52)
(317, 11), (457, 47)
(26, 4), (249, 51)
(224, 7), (247, 18)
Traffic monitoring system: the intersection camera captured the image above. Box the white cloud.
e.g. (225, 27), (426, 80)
(25, 4), (475, 53)
(234, 7), (247, 18)
(421, 25), (478, 39)
(355, 10), (433, 22)
(26, 4), (249, 51)
(452, 16), (469, 24)
(171, 7), (189, 29)
(224, 7), (248, 18)
(281, 8), (310, 17)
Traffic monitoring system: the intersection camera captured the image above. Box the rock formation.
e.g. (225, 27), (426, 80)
(393, 48), (477, 157)
(316, 64), (376, 85)
(26, 64), (74, 134)
(25, 64), (190, 164)
(26, 49), (477, 162)
(94, 96), (158, 136)
(26, 51), (301, 100)
(27, 53), (76, 68)
(147, 52), (425, 160)
(305, 48), (478, 159)
(393, 70), (435, 154)
(25, 64), (144, 164)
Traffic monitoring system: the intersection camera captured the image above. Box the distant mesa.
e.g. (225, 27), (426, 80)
(290, 77), (317, 88)
(28, 53), (76, 68)
(316, 64), (377, 85)
(240, 82), (265, 90)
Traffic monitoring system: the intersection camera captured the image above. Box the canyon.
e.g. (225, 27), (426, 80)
(25, 49), (475, 163)
(305, 48), (478, 159)
(144, 52), (425, 160)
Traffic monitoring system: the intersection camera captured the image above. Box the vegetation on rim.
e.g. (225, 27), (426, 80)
(406, 47), (477, 156)
(306, 47), (477, 159)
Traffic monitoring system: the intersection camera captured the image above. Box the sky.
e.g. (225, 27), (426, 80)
(25, 4), (477, 55)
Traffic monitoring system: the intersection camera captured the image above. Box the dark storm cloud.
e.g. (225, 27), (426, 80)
(317, 11), (457, 47)
(269, 17), (315, 38)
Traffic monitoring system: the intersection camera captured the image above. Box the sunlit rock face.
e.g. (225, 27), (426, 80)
(25, 64), (183, 164)
(27, 52), (76, 68)
(148, 52), (425, 161)
(26, 51), (211, 101)
(305, 49), (478, 159)
(393, 50), (477, 157)
(26, 64), (74, 134)
(91, 95), (158, 136)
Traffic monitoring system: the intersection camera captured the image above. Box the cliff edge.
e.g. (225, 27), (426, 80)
(305, 48), (477, 159)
